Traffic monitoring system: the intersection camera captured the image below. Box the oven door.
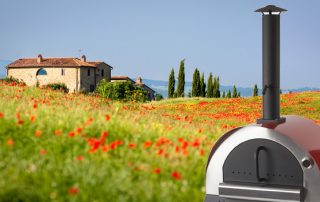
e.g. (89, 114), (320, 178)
(221, 139), (304, 202)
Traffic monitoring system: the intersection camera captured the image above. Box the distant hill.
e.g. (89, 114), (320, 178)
(0, 60), (11, 78)
(141, 78), (319, 98)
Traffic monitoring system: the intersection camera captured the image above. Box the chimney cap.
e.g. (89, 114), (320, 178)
(37, 54), (43, 63)
(81, 55), (86, 62)
(255, 5), (287, 13)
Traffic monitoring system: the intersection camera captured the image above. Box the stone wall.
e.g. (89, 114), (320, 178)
(7, 67), (80, 93)
(95, 63), (111, 85)
(80, 67), (96, 92)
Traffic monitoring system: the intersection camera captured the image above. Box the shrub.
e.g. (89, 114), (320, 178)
(96, 79), (148, 102)
(1, 76), (26, 86)
(45, 83), (69, 93)
(155, 94), (163, 101)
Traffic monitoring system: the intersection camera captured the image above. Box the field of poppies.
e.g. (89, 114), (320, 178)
(0, 81), (319, 202)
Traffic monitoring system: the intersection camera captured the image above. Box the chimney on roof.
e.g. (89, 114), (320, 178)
(81, 55), (86, 62)
(136, 77), (142, 84)
(37, 54), (43, 63)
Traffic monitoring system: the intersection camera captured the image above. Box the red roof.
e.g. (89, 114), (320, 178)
(7, 57), (97, 68)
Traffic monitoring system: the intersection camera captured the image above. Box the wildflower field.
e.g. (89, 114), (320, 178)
(0, 82), (319, 202)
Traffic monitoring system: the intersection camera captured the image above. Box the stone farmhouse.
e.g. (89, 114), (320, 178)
(111, 76), (155, 100)
(6, 54), (112, 93)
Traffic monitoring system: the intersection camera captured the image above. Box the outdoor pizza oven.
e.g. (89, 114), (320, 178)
(205, 5), (320, 202)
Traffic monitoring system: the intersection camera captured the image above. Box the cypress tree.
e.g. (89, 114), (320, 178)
(192, 68), (201, 97)
(253, 84), (258, 97)
(222, 91), (226, 98)
(187, 90), (192, 98)
(237, 92), (241, 97)
(200, 73), (206, 97)
(168, 68), (175, 98)
(176, 59), (185, 97)
(226, 90), (231, 98)
(232, 85), (237, 98)
(213, 76), (217, 98)
(216, 76), (221, 98)
(207, 73), (213, 98)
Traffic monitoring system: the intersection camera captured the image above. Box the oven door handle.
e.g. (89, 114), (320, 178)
(255, 146), (267, 182)
(219, 183), (303, 202)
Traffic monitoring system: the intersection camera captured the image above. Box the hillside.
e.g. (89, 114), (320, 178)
(0, 82), (319, 201)
(0, 60), (11, 78)
(141, 78), (320, 98)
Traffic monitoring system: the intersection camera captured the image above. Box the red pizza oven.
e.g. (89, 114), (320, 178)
(205, 5), (320, 202)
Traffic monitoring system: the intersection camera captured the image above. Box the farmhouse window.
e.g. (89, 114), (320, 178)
(88, 69), (90, 76)
(61, 68), (65, 76)
(36, 68), (47, 75)
(101, 69), (104, 77)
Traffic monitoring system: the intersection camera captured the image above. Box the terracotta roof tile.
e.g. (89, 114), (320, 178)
(111, 76), (130, 79)
(7, 57), (96, 68)
(88, 61), (103, 65)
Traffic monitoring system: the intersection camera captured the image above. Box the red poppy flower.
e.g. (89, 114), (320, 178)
(7, 138), (14, 146)
(40, 149), (47, 155)
(54, 130), (62, 136)
(100, 131), (108, 140)
(0, 112), (4, 118)
(199, 149), (205, 156)
(128, 143), (136, 149)
(171, 171), (182, 180)
(35, 130), (42, 137)
(30, 115), (36, 122)
(68, 131), (76, 137)
(76, 156), (83, 161)
(17, 119), (24, 125)
(192, 139), (201, 147)
(157, 149), (164, 156)
(105, 114), (111, 121)
(143, 141), (153, 148)
(68, 186), (79, 195)
(76, 127), (83, 134)
(175, 146), (180, 153)
(102, 144), (108, 152)
(154, 168), (161, 174)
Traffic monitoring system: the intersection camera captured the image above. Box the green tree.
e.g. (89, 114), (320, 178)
(176, 59), (185, 97)
(212, 76), (221, 98)
(155, 94), (163, 101)
(192, 68), (201, 97)
(207, 73), (213, 98)
(168, 68), (175, 98)
(232, 85), (237, 98)
(187, 90), (192, 98)
(96, 80), (148, 102)
(216, 77), (221, 98)
(253, 84), (258, 97)
(222, 91), (226, 98)
(200, 73), (206, 97)
(213, 76), (217, 97)
(237, 92), (241, 97)
(226, 90), (231, 98)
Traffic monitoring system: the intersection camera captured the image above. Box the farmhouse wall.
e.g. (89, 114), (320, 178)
(7, 67), (79, 93)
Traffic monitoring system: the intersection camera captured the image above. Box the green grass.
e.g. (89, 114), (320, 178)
(0, 83), (319, 202)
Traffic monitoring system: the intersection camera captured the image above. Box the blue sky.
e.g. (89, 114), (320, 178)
(0, 0), (319, 88)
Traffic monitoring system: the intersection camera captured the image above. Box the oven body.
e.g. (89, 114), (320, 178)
(205, 116), (320, 202)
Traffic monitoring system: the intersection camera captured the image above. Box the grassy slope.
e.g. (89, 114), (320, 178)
(0, 83), (319, 202)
